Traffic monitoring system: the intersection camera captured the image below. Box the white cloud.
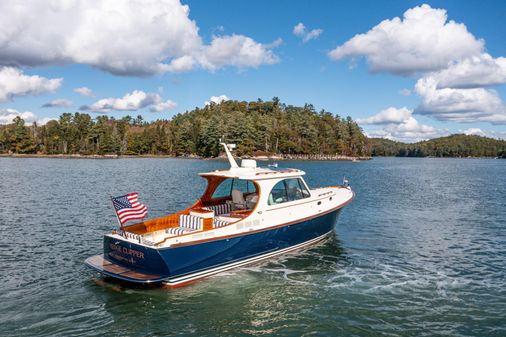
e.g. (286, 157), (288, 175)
(264, 38), (283, 49)
(164, 55), (196, 73)
(293, 23), (305, 36)
(358, 107), (412, 125)
(73, 87), (93, 97)
(329, 4), (506, 126)
(42, 99), (73, 108)
(150, 99), (177, 112)
(328, 4), (483, 74)
(399, 88), (412, 96)
(361, 107), (448, 142)
(81, 90), (176, 113)
(37, 117), (56, 126)
(367, 117), (449, 143)
(428, 54), (506, 89)
(200, 35), (279, 71)
(460, 128), (506, 140)
(0, 67), (62, 102)
(414, 76), (506, 124)
(0, 108), (54, 125)
(205, 95), (230, 106)
(462, 128), (485, 136)
(0, 0), (279, 76)
(0, 108), (36, 124)
(293, 23), (323, 43)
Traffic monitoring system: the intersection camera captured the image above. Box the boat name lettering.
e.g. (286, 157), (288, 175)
(109, 243), (145, 259)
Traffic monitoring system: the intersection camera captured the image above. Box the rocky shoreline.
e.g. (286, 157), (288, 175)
(0, 153), (372, 161)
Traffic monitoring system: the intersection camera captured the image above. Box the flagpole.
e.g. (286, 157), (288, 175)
(110, 196), (124, 230)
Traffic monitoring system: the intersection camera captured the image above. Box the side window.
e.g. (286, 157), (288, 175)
(285, 178), (304, 201)
(268, 178), (311, 205)
(232, 179), (255, 194)
(298, 179), (311, 198)
(212, 179), (233, 198)
(212, 179), (257, 199)
(268, 180), (288, 205)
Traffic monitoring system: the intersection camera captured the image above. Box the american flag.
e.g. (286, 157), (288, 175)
(111, 192), (147, 225)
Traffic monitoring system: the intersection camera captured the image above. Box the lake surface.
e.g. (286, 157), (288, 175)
(0, 157), (505, 337)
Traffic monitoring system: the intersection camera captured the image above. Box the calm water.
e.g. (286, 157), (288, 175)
(0, 157), (505, 337)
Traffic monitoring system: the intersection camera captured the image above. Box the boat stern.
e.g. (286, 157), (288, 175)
(85, 234), (170, 284)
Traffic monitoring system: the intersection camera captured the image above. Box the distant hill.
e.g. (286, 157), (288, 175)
(0, 99), (370, 157)
(369, 134), (506, 158)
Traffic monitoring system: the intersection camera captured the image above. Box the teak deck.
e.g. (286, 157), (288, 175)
(85, 254), (163, 281)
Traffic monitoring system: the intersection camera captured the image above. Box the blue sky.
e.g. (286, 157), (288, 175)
(0, 0), (505, 142)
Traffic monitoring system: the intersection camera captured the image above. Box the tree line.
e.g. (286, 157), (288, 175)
(0, 98), (370, 157)
(370, 135), (506, 158)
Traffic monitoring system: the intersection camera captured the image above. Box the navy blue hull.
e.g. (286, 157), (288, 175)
(96, 208), (342, 284)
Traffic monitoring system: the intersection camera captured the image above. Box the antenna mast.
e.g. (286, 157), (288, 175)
(220, 143), (238, 168)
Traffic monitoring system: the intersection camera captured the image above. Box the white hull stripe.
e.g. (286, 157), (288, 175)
(163, 230), (333, 286)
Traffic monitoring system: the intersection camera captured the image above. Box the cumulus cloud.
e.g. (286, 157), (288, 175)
(0, 67), (62, 102)
(459, 128), (506, 140)
(330, 3), (506, 125)
(366, 117), (449, 143)
(42, 99), (73, 108)
(0, 0), (279, 76)
(328, 4), (483, 75)
(358, 107), (412, 125)
(360, 107), (448, 142)
(205, 95), (230, 106)
(81, 90), (176, 113)
(74, 87), (93, 97)
(411, 54), (506, 124)
(200, 35), (279, 71)
(462, 128), (485, 136)
(150, 99), (177, 112)
(414, 76), (506, 124)
(0, 108), (54, 125)
(293, 23), (323, 43)
(428, 54), (506, 89)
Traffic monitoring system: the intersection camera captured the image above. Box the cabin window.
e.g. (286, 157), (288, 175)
(212, 179), (233, 198)
(268, 178), (310, 205)
(212, 178), (256, 199)
(232, 179), (256, 194)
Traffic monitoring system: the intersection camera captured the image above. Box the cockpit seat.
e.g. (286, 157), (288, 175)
(165, 214), (203, 236)
(245, 194), (258, 209)
(213, 218), (231, 228)
(232, 189), (247, 209)
(203, 203), (232, 215)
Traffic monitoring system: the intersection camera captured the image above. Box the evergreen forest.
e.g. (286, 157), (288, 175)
(1, 98), (504, 158)
(0, 98), (369, 157)
(369, 135), (506, 158)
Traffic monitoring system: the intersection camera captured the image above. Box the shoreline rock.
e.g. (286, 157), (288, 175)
(0, 152), (372, 161)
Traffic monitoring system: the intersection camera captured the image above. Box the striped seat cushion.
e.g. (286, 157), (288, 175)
(165, 226), (196, 236)
(119, 230), (156, 245)
(213, 219), (231, 228)
(203, 203), (232, 215)
(179, 214), (203, 230)
(141, 238), (156, 246)
(118, 230), (141, 242)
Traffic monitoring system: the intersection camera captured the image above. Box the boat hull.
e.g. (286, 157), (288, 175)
(86, 208), (343, 286)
